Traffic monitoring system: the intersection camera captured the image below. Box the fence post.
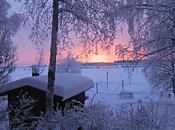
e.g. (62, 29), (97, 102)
(122, 80), (124, 91)
(96, 83), (99, 94)
(107, 72), (109, 88)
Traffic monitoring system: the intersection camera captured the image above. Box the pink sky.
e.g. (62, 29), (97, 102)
(9, 0), (130, 66)
(13, 25), (130, 66)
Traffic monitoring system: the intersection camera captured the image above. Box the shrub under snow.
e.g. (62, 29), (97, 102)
(36, 100), (171, 130)
(0, 93), (173, 130)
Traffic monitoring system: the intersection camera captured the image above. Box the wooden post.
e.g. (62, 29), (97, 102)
(107, 72), (109, 88)
(96, 83), (98, 93)
(122, 80), (124, 91)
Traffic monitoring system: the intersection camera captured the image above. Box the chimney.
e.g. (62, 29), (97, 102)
(31, 65), (39, 76)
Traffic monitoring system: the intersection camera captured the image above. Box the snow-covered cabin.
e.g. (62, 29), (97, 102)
(0, 73), (94, 121)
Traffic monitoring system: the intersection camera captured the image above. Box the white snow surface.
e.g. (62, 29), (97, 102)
(8, 65), (174, 107)
(81, 66), (156, 107)
(1, 65), (175, 129)
(1, 73), (94, 100)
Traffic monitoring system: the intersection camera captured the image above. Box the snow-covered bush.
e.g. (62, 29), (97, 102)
(9, 91), (37, 130)
(35, 100), (170, 130)
(0, 96), (8, 130)
(0, 92), (171, 130)
(114, 100), (169, 130)
(57, 53), (81, 74)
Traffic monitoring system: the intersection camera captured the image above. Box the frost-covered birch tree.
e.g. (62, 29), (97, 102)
(18, 0), (120, 113)
(57, 52), (81, 73)
(115, 0), (175, 94)
(144, 59), (175, 93)
(0, 0), (21, 85)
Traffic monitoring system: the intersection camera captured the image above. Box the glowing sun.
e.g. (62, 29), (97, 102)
(89, 55), (110, 63)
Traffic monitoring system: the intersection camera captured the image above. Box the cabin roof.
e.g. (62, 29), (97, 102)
(0, 73), (94, 100)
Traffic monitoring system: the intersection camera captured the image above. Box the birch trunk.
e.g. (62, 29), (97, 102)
(171, 60), (175, 95)
(46, 0), (59, 114)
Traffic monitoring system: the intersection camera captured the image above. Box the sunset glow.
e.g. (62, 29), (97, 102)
(88, 55), (113, 63)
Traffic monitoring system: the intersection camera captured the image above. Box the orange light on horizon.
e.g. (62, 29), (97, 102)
(88, 54), (114, 63)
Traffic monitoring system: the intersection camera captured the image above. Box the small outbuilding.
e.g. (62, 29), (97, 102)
(0, 73), (94, 128)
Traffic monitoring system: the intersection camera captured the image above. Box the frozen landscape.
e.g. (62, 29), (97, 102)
(1, 0), (175, 129)
(4, 65), (174, 130)
(10, 65), (173, 106)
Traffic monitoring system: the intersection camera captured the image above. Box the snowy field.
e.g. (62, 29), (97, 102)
(82, 66), (161, 107)
(10, 65), (163, 107)
(1, 65), (174, 129)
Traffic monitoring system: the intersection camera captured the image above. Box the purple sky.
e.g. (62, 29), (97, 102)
(8, 0), (130, 66)
(8, 0), (50, 66)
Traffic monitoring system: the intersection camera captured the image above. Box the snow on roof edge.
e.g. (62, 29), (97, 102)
(0, 73), (94, 100)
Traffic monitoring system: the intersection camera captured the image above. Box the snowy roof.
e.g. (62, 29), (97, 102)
(0, 73), (94, 100)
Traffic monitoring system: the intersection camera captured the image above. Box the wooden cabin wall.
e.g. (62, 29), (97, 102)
(66, 92), (86, 105)
(4, 85), (86, 128)
(7, 86), (86, 111)
(7, 86), (47, 128)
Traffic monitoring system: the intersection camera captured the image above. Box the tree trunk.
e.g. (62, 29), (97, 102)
(171, 60), (175, 95)
(46, 0), (59, 114)
(171, 39), (175, 95)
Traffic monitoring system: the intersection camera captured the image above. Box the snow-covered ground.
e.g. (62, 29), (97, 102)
(82, 66), (161, 107)
(10, 65), (163, 107)
(1, 65), (174, 129)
